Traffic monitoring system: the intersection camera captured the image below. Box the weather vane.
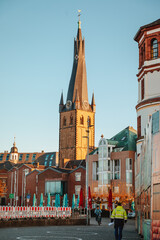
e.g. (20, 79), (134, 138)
(78, 9), (81, 21)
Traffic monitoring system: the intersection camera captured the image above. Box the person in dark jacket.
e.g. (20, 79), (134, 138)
(111, 202), (127, 240)
(94, 205), (102, 224)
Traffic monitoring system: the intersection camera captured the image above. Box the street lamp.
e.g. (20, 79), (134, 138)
(84, 116), (94, 225)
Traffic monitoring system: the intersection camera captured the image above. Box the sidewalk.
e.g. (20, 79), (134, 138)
(90, 217), (142, 239)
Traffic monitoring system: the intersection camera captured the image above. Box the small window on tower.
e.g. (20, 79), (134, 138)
(80, 116), (84, 125)
(70, 115), (73, 125)
(63, 117), (66, 126)
(141, 79), (144, 100)
(151, 38), (158, 59)
(140, 46), (143, 67)
(137, 116), (141, 138)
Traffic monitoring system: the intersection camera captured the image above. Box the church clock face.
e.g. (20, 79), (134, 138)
(83, 100), (89, 109)
(75, 54), (79, 60)
(66, 100), (72, 109)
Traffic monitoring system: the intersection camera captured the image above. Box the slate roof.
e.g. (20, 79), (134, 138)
(64, 159), (86, 169)
(35, 152), (58, 167)
(89, 126), (137, 155)
(0, 161), (14, 171)
(89, 148), (98, 155)
(110, 126), (137, 152)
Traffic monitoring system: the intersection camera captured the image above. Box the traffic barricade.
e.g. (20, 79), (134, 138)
(57, 207), (71, 218)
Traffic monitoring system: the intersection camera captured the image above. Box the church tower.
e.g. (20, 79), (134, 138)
(59, 16), (95, 167)
(134, 19), (160, 155)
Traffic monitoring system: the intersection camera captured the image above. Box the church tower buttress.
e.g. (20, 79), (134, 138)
(59, 18), (95, 167)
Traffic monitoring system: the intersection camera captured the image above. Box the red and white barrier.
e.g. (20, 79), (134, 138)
(57, 207), (71, 218)
(0, 206), (71, 220)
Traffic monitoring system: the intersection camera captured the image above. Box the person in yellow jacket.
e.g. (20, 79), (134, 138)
(111, 202), (127, 240)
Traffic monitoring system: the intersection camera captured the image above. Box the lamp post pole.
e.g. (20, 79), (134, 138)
(86, 116), (89, 225)
(84, 117), (93, 225)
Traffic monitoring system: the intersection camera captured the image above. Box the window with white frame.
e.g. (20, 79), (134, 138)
(92, 161), (98, 181)
(75, 185), (81, 195)
(114, 159), (120, 179)
(108, 160), (111, 171)
(99, 147), (103, 158)
(75, 172), (81, 181)
(126, 158), (132, 170)
(126, 172), (132, 184)
(98, 160), (103, 171)
(103, 172), (109, 184)
(126, 158), (132, 184)
(45, 181), (61, 195)
(103, 160), (108, 171)
(103, 147), (107, 158)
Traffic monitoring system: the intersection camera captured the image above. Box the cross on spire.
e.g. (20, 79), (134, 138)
(78, 9), (81, 29)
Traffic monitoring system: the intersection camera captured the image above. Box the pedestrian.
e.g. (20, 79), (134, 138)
(111, 202), (127, 240)
(94, 205), (102, 225)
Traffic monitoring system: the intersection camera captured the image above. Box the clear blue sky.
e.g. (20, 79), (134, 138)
(0, 0), (160, 152)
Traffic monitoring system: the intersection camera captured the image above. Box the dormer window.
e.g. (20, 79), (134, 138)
(151, 38), (158, 59)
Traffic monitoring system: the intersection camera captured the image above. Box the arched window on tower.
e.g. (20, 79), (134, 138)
(80, 116), (84, 125)
(140, 46), (143, 67)
(88, 117), (91, 126)
(63, 117), (66, 126)
(151, 39), (158, 59)
(70, 115), (73, 125)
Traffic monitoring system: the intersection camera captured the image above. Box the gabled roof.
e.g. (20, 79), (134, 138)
(0, 161), (14, 171)
(26, 169), (40, 176)
(69, 166), (86, 173)
(38, 166), (70, 175)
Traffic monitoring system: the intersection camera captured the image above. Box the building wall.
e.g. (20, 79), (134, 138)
(26, 171), (38, 206)
(88, 154), (98, 197)
(68, 167), (86, 207)
(137, 103), (160, 148)
(7, 165), (32, 206)
(37, 168), (69, 206)
(152, 112), (160, 220)
(0, 169), (8, 205)
(111, 151), (135, 198)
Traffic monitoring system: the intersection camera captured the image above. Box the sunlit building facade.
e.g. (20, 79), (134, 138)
(89, 126), (137, 209)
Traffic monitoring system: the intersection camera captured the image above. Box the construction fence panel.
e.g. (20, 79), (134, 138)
(0, 206), (70, 219)
(57, 207), (71, 218)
